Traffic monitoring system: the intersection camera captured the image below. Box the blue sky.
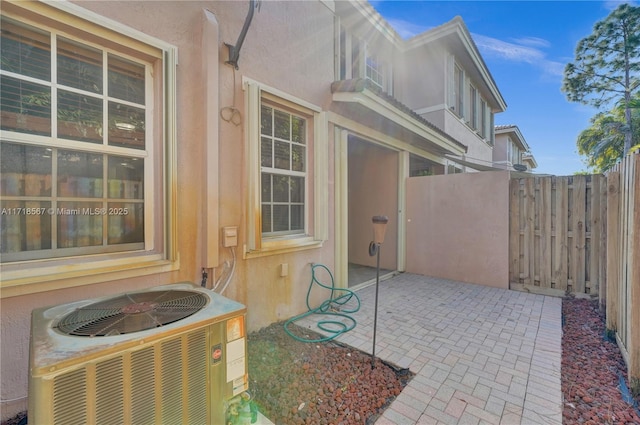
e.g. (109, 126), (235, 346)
(370, 0), (635, 175)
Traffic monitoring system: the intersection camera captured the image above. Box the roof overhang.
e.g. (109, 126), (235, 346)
(522, 153), (538, 169)
(405, 17), (507, 113)
(495, 125), (531, 151)
(331, 80), (467, 156)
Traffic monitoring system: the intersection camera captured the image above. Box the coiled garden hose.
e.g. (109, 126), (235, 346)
(284, 263), (361, 343)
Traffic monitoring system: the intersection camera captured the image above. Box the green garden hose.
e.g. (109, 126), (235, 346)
(284, 263), (361, 343)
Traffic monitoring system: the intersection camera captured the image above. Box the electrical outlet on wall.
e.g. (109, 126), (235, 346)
(222, 226), (238, 247)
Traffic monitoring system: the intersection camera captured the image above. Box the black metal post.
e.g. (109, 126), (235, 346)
(371, 243), (381, 369)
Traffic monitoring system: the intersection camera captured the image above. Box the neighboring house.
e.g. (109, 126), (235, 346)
(0, 1), (511, 419)
(398, 15), (507, 174)
(522, 151), (539, 171)
(494, 124), (538, 171)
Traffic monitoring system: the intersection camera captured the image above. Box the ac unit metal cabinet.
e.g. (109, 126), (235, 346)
(28, 283), (248, 425)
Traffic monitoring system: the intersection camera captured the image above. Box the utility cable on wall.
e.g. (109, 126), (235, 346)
(220, 67), (242, 126)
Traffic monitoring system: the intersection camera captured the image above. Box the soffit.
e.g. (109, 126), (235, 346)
(331, 79), (467, 156)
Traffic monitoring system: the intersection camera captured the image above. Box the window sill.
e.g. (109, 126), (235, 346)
(0, 254), (180, 298)
(243, 237), (323, 259)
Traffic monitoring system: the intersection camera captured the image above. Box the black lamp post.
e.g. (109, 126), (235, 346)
(369, 215), (388, 368)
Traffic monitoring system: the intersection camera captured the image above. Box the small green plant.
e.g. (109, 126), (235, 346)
(631, 377), (640, 398)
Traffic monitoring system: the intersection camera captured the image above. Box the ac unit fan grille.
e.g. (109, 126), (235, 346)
(56, 290), (208, 336)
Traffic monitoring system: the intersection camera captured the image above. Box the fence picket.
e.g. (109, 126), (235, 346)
(606, 172), (620, 332)
(539, 177), (552, 288)
(524, 178), (535, 285)
(572, 177), (587, 294)
(554, 178), (568, 291)
(510, 174), (593, 297)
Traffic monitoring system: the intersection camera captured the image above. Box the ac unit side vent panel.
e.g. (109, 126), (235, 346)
(48, 328), (209, 425)
(96, 357), (124, 424)
(131, 347), (156, 424)
(188, 330), (208, 423)
(53, 369), (87, 425)
(161, 337), (183, 422)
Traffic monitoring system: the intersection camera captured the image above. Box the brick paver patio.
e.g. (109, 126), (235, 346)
(298, 273), (563, 425)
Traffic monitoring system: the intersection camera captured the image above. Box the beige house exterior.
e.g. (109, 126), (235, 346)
(493, 124), (538, 172)
(0, 1), (519, 419)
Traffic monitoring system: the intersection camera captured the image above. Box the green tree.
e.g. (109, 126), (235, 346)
(576, 96), (640, 171)
(562, 3), (640, 156)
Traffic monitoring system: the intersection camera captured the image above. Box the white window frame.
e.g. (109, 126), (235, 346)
(469, 84), (478, 130)
(453, 63), (464, 118)
(0, 1), (178, 295)
(259, 103), (307, 237)
(243, 78), (327, 258)
(365, 51), (385, 89)
(480, 99), (488, 139)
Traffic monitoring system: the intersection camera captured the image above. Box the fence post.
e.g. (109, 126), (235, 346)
(605, 172), (620, 336)
(629, 153), (640, 396)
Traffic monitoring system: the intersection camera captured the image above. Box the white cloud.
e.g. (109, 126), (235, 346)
(510, 36), (551, 49)
(472, 33), (565, 77)
(382, 15), (566, 78)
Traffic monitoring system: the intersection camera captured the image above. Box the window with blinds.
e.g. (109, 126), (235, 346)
(260, 104), (306, 236)
(0, 13), (155, 263)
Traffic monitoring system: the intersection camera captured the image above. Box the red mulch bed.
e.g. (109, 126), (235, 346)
(247, 322), (413, 425)
(562, 297), (640, 424)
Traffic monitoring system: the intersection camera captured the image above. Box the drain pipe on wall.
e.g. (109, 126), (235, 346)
(214, 246), (237, 295)
(201, 227), (238, 295)
(225, 0), (260, 70)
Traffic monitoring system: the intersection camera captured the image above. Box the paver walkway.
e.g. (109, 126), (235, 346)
(298, 273), (563, 425)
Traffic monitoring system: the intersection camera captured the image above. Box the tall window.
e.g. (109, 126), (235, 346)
(507, 138), (520, 165)
(453, 64), (464, 118)
(0, 3), (175, 276)
(339, 25), (347, 80)
(244, 79), (326, 255)
(366, 53), (384, 89)
(260, 103), (306, 236)
(469, 85), (478, 129)
(480, 99), (488, 139)
(351, 35), (361, 80)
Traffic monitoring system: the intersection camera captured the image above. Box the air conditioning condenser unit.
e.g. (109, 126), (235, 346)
(28, 283), (249, 425)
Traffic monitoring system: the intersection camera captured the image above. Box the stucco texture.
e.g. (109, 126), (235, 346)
(405, 171), (510, 288)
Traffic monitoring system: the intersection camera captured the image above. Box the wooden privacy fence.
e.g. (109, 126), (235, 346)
(605, 149), (640, 394)
(509, 174), (606, 298)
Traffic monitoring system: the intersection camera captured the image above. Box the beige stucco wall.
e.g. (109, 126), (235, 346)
(348, 138), (398, 271)
(405, 171), (510, 288)
(397, 44), (447, 111)
(396, 41), (495, 167)
(0, 1), (336, 419)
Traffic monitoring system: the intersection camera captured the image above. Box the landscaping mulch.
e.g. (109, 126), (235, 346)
(247, 322), (414, 425)
(562, 297), (640, 424)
